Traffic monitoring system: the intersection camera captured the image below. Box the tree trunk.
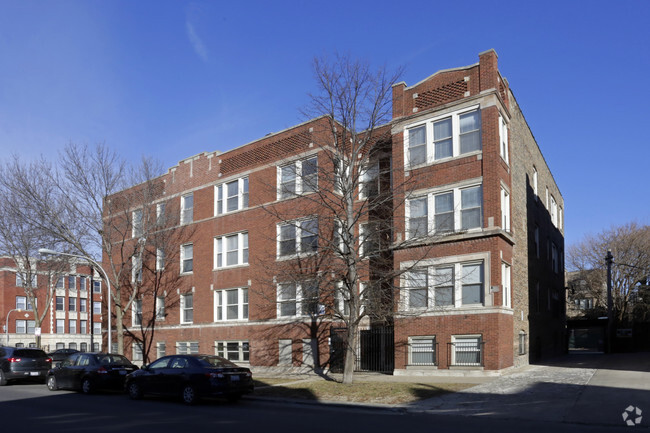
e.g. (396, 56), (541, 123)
(342, 325), (357, 384)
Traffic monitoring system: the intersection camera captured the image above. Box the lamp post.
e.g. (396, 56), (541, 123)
(5, 308), (23, 345)
(38, 249), (111, 352)
(606, 249), (613, 353)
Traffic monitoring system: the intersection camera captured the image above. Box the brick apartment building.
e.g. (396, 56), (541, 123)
(0, 257), (104, 352)
(107, 50), (565, 373)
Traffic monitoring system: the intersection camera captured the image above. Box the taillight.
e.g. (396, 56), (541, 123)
(8, 357), (21, 363)
(45, 358), (52, 363)
(97, 366), (108, 374)
(245, 371), (252, 378)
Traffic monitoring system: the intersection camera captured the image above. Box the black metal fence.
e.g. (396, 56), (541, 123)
(329, 326), (394, 373)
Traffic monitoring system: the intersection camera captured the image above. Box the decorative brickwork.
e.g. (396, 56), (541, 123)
(415, 80), (467, 111)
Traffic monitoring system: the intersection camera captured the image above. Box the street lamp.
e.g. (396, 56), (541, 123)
(38, 249), (112, 352)
(5, 308), (25, 345)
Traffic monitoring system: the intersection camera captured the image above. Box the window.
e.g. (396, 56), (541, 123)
(16, 272), (37, 287)
(56, 296), (65, 311)
(545, 186), (549, 209)
(155, 296), (165, 320)
(157, 342), (166, 358)
(359, 222), (380, 257)
(80, 342), (88, 351)
(181, 244), (193, 273)
(181, 193), (193, 225)
(404, 107), (481, 168)
(360, 161), (379, 199)
(68, 297), (76, 312)
(56, 342), (65, 350)
(277, 281), (319, 318)
(93, 280), (102, 293)
(534, 225), (540, 258)
(499, 115), (509, 163)
(518, 331), (527, 355)
(93, 301), (101, 315)
(156, 247), (165, 271)
(56, 319), (65, 334)
(532, 167), (538, 198)
(402, 259), (485, 310)
(16, 296), (34, 311)
(69, 343), (77, 350)
(216, 341), (249, 362)
(181, 294), (193, 324)
(80, 298), (87, 312)
(69, 320), (76, 334)
(68, 276), (76, 290)
(16, 320), (35, 334)
(79, 277), (86, 291)
(214, 288), (249, 321)
(451, 336), (483, 366)
(576, 298), (594, 310)
(558, 207), (563, 230)
(277, 218), (318, 257)
(550, 195), (558, 227)
(552, 243), (559, 273)
(406, 185), (482, 239)
(409, 337), (437, 365)
(278, 339), (292, 365)
(93, 322), (101, 335)
(156, 202), (166, 226)
(80, 320), (87, 335)
(132, 209), (143, 238)
(278, 156), (318, 199)
(216, 177), (249, 215)
(176, 341), (199, 355)
(56, 277), (65, 289)
(132, 254), (143, 283)
(133, 299), (142, 326)
(132, 343), (143, 362)
(502, 263), (511, 308)
(501, 187), (510, 231)
(214, 232), (249, 268)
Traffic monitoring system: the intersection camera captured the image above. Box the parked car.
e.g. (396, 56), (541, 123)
(125, 354), (253, 404)
(47, 348), (80, 365)
(0, 346), (52, 385)
(46, 352), (138, 394)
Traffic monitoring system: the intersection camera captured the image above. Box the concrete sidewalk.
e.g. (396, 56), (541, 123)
(408, 352), (650, 428)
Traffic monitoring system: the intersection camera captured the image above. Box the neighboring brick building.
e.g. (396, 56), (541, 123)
(107, 50), (565, 373)
(0, 257), (104, 351)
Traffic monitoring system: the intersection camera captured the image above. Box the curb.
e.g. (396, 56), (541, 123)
(244, 394), (409, 413)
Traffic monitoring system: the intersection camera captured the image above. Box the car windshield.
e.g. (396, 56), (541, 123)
(96, 354), (132, 366)
(14, 349), (47, 358)
(195, 356), (238, 368)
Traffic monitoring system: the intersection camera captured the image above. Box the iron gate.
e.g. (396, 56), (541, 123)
(329, 327), (394, 373)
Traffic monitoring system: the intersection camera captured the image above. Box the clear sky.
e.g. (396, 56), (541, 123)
(1, 0), (648, 247)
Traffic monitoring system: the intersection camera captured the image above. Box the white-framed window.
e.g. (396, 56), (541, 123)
(404, 107), (481, 168)
(214, 232), (249, 268)
(180, 293), (193, 324)
(502, 263), (511, 308)
(56, 319), (65, 334)
(133, 299), (142, 326)
(132, 254), (143, 284)
(214, 288), (249, 321)
(181, 243), (193, 273)
(332, 219), (351, 256)
(157, 342), (166, 358)
(278, 339), (292, 365)
(56, 277), (65, 289)
(16, 272), (37, 287)
(406, 184), (483, 239)
(359, 161), (379, 199)
(15, 296), (34, 311)
(333, 157), (350, 195)
(156, 202), (166, 226)
(277, 156), (318, 199)
(80, 298), (87, 312)
(216, 341), (250, 363)
(215, 177), (249, 215)
(156, 247), (165, 271)
(69, 319), (76, 334)
(499, 114), (509, 164)
(93, 301), (101, 315)
(550, 195), (558, 227)
(501, 187), (510, 231)
(532, 166), (538, 199)
(155, 296), (165, 320)
(181, 193), (193, 225)
(451, 335), (483, 366)
(79, 277), (86, 291)
(277, 218), (318, 258)
(558, 207), (563, 230)
(132, 343), (143, 362)
(93, 280), (101, 293)
(80, 320), (87, 335)
(408, 336), (437, 366)
(80, 342), (87, 351)
(93, 322), (101, 335)
(277, 281), (320, 318)
(545, 186), (549, 209)
(401, 258), (485, 310)
(68, 297), (76, 312)
(56, 342), (65, 350)
(68, 275), (76, 290)
(16, 320), (35, 334)
(176, 341), (199, 355)
(132, 209), (143, 238)
(56, 296), (65, 311)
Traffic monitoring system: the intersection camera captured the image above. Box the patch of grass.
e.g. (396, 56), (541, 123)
(254, 380), (473, 404)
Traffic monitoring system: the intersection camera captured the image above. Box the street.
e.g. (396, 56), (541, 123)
(0, 382), (636, 433)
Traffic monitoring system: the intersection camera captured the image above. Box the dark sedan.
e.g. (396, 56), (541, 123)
(46, 352), (138, 394)
(125, 354), (253, 404)
(47, 348), (79, 365)
(0, 347), (52, 385)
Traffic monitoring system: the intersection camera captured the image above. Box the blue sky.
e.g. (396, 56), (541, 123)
(1, 0), (649, 247)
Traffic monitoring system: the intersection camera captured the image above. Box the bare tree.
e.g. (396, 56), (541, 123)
(568, 222), (650, 322)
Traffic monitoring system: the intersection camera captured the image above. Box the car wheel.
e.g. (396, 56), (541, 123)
(47, 375), (58, 391)
(181, 384), (198, 405)
(81, 378), (93, 394)
(0, 370), (7, 386)
(127, 382), (143, 400)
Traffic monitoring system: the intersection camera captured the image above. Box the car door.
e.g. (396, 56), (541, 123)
(56, 354), (79, 389)
(138, 357), (172, 394)
(166, 356), (191, 395)
(70, 354), (92, 390)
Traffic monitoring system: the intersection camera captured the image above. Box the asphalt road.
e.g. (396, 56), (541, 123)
(0, 383), (634, 433)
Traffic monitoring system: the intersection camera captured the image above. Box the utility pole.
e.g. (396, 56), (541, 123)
(606, 249), (614, 353)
